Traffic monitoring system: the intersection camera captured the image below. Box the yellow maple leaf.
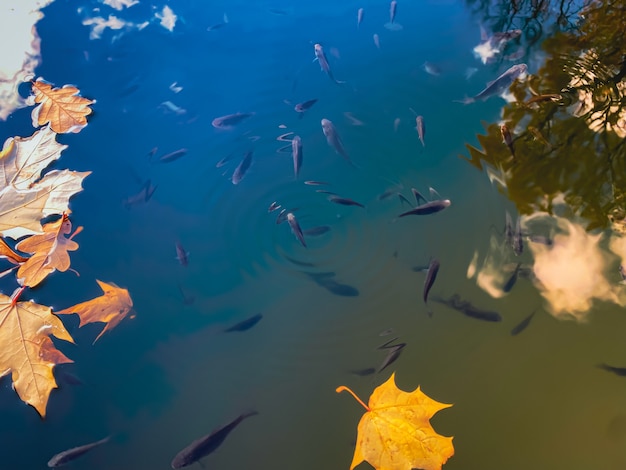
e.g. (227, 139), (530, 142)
(31, 79), (95, 134)
(57, 280), (133, 343)
(15, 213), (82, 288)
(336, 372), (454, 470)
(0, 289), (74, 417)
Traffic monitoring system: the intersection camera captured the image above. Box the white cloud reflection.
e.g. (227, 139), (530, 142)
(0, 1), (54, 120)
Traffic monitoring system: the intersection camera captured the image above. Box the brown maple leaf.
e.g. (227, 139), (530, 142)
(57, 280), (134, 343)
(15, 213), (82, 288)
(31, 79), (95, 134)
(0, 288), (74, 417)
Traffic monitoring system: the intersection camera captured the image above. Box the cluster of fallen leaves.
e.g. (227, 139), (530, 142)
(0, 79), (134, 418)
(337, 372), (454, 470)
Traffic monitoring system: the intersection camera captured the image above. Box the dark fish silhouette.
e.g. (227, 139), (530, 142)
(328, 195), (365, 208)
(597, 363), (626, 377)
(294, 98), (318, 116)
(399, 199), (451, 217)
(154, 148), (187, 163)
(303, 225), (331, 236)
(350, 367), (375, 376)
(321, 118), (351, 162)
(48, 437), (110, 468)
(502, 263), (521, 293)
(231, 151), (253, 185)
(510, 310), (536, 336)
(171, 411), (258, 469)
(306, 272), (359, 297)
(223, 313), (263, 332)
(211, 112), (254, 129)
(287, 212), (307, 247)
(376, 336), (406, 373)
(513, 216), (523, 255)
(434, 295), (502, 322)
(423, 259), (440, 305)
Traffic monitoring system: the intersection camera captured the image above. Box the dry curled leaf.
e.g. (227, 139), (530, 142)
(16, 214), (82, 288)
(337, 372), (454, 470)
(31, 79), (95, 134)
(0, 169), (91, 239)
(0, 238), (28, 264)
(0, 289), (74, 417)
(57, 280), (133, 343)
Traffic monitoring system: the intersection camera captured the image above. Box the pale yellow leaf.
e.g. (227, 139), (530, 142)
(31, 80), (95, 134)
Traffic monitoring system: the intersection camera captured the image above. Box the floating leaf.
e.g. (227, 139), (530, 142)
(336, 372), (454, 470)
(0, 169), (91, 239)
(31, 80), (95, 134)
(0, 238), (28, 264)
(16, 214), (81, 288)
(0, 289), (74, 417)
(57, 280), (133, 343)
(0, 126), (67, 190)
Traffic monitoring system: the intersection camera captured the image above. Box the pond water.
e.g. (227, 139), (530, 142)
(1, 0), (625, 469)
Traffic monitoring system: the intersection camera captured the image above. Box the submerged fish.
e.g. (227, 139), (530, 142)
(287, 212), (306, 247)
(513, 216), (523, 256)
(328, 195), (365, 208)
(216, 153), (235, 168)
(321, 118), (351, 162)
(357, 7), (364, 28)
(423, 61), (441, 76)
(291, 135), (303, 178)
(211, 112), (254, 129)
(351, 367), (376, 376)
(474, 27), (522, 64)
(434, 294), (502, 322)
(376, 336), (406, 373)
(597, 363), (626, 377)
(415, 115), (425, 147)
(456, 64), (527, 104)
(313, 44), (345, 84)
(294, 98), (317, 116)
(175, 240), (189, 267)
(303, 225), (331, 236)
(373, 33), (381, 49)
(304, 180), (329, 186)
(384, 0), (402, 30)
(510, 310), (536, 336)
(171, 412), (258, 469)
(154, 148), (187, 163)
(399, 199), (451, 217)
(423, 258), (440, 305)
(48, 437), (110, 468)
(502, 262), (521, 293)
(223, 313), (263, 332)
(231, 151), (253, 185)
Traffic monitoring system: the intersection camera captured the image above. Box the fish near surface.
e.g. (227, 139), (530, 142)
(287, 212), (307, 247)
(321, 118), (351, 163)
(223, 313), (263, 332)
(423, 258), (440, 305)
(291, 135), (303, 178)
(456, 64), (527, 104)
(328, 195), (365, 208)
(415, 115), (425, 147)
(384, 0), (402, 30)
(313, 44), (345, 84)
(175, 240), (189, 267)
(211, 112), (254, 129)
(597, 364), (626, 377)
(155, 148), (187, 163)
(231, 151), (253, 185)
(434, 295), (502, 322)
(48, 437), (110, 468)
(171, 411), (258, 469)
(357, 8), (364, 28)
(294, 98), (317, 116)
(510, 310), (536, 336)
(303, 225), (331, 236)
(399, 199), (451, 217)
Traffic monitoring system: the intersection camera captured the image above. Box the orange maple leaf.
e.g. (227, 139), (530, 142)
(0, 289), (74, 417)
(337, 372), (454, 470)
(15, 214), (82, 288)
(31, 79), (95, 134)
(57, 280), (133, 343)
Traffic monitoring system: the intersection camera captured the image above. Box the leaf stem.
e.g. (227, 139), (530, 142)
(10, 286), (26, 306)
(336, 385), (370, 411)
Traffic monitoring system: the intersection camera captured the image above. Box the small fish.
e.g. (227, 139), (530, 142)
(510, 310), (536, 336)
(155, 148), (187, 163)
(317, 278), (359, 296)
(357, 8), (364, 28)
(393, 117), (401, 132)
(344, 112), (365, 126)
(171, 412), (258, 469)
(415, 115), (425, 147)
(175, 240), (189, 267)
(178, 283), (195, 305)
(423, 61), (441, 76)
(597, 363), (626, 377)
(294, 98), (318, 116)
(276, 209), (287, 224)
(377, 348), (404, 373)
(223, 313), (263, 332)
(384, 0), (403, 30)
(48, 437), (110, 468)
(268, 201), (281, 213)
(304, 180), (329, 186)
(211, 112), (254, 129)
(502, 262), (521, 293)
(207, 13), (229, 31)
(216, 153), (235, 168)
(465, 67), (478, 80)
(291, 135), (303, 178)
(423, 258), (440, 305)
(231, 151), (253, 185)
(501, 124), (515, 157)
(351, 367), (375, 376)
(287, 212), (306, 247)
(513, 216), (523, 256)
(435, 295), (502, 322)
(321, 118), (351, 162)
(328, 195), (365, 208)
(373, 33), (380, 49)
(313, 44), (345, 84)
(159, 100), (186, 115)
(456, 64), (527, 104)
(303, 225), (331, 236)
(147, 147), (158, 158)
(169, 82), (182, 93)
(399, 199), (451, 217)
